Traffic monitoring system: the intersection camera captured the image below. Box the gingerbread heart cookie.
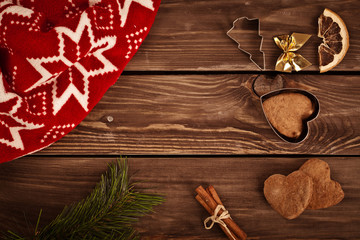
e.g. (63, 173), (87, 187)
(261, 89), (319, 143)
(264, 170), (313, 220)
(300, 158), (344, 209)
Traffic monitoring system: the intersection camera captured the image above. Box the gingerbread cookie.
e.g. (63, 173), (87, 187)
(300, 158), (344, 209)
(264, 170), (313, 220)
(262, 92), (314, 139)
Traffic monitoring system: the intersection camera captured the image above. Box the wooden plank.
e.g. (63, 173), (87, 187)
(0, 156), (359, 239)
(125, 0), (360, 71)
(36, 74), (360, 155)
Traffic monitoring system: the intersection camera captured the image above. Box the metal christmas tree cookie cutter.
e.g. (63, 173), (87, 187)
(227, 17), (266, 70)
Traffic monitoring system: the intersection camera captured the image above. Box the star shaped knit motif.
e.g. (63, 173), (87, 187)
(0, 0), (161, 163)
(26, 11), (118, 115)
(0, 73), (43, 150)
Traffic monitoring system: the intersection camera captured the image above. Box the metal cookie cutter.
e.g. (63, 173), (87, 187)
(260, 88), (320, 143)
(227, 17), (266, 70)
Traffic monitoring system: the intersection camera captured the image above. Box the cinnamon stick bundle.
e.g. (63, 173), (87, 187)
(195, 185), (247, 240)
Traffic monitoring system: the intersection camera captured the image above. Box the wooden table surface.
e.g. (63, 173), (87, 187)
(1, 0), (359, 239)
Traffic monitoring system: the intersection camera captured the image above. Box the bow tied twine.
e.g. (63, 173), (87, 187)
(274, 33), (312, 72)
(204, 205), (237, 240)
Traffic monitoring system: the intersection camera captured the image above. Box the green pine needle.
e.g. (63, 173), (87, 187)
(1, 158), (164, 240)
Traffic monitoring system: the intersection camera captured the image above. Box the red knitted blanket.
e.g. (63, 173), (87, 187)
(0, 0), (160, 163)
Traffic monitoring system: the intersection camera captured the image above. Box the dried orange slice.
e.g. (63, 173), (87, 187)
(318, 8), (349, 73)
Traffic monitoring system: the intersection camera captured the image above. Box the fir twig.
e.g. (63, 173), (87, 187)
(1, 158), (164, 240)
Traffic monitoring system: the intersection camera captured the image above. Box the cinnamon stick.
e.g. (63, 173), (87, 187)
(195, 194), (239, 240)
(207, 185), (223, 205)
(207, 186), (247, 240)
(196, 185), (247, 240)
(196, 185), (218, 211)
(195, 194), (212, 214)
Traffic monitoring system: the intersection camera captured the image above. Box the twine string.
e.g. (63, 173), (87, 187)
(204, 205), (236, 240)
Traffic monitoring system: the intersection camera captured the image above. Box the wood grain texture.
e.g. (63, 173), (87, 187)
(125, 0), (360, 71)
(1, 2), (359, 240)
(35, 74), (360, 155)
(0, 156), (359, 239)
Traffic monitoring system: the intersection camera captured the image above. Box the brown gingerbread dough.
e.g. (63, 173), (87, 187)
(262, 93), (314, 139)
(300, 158), (344, 209)
(264, 170), (313, 220)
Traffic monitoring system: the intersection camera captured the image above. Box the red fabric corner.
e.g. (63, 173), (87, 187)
(0, 0), (161, 163)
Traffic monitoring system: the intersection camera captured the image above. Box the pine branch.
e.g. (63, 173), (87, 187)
(1, 158), (164, 240)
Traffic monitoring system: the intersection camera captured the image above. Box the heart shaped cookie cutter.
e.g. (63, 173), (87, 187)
(260, 88), (320, 143)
